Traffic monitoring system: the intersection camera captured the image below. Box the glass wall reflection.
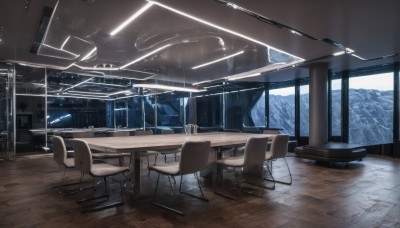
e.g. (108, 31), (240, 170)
(0, 63), (15, 159)
(15, 65), (47, 153)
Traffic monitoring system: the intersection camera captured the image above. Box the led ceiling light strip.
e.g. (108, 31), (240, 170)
(192, 50), (244, 69)
(67, 90), (109, 96)
(333, 51), (345, 56)
(73, 64), (119, 71)
(85, 82), (129, 88)
(48, 94), (113, 101)
(227, 72), (260, 81)
(42, 44), (80, 57)
(133, 83), (206, 92)
(147, 0), (304, 61)
(108, 90), (133, 96)
(64, 92), (110, 98)
(114, 94), (140, 100)
(81, 47), (97, 61)
(110, 2), (154, 36)
(63, 77), (94, 91)
(351, 54), (366, 61)
(204, 84), (223, 89)
(226, 59), (303, 81)
(192, 80), (211, 86)
(60, 35), (70, 49)
(16, 94), (46, 97)
(120, 44), (172, 69)
(144, 91), (172, 97)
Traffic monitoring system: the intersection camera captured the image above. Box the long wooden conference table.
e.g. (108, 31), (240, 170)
(80, 132), (274, 196)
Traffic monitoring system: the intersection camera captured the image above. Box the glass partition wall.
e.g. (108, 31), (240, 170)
(2, 62), (400, 157)
(15, 65), (47, 154)
(0, 63), (15, 160)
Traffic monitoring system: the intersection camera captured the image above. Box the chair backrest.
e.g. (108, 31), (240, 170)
(52, 135), (67, 166)
(108, 131), (130, 137)
(269, 134), (289, 159)
(133, 130), (153, 136)
(179, 141), (211, 175)
(161, 129), (174, 134)
(71, 131), (95, 138)
(73, 139), (93, 174)
(243, 137), (269, 166)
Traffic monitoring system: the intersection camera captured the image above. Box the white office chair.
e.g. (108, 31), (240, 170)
(51, 136), (76, 188)
(91, 131), (131, 166)
(214, 136), (269, 200)
(157, 129), (181, 163)
(73, 139), (129, 212)
(148, 140), (211, 215)
(71, 131), (95, 138)
(264, 134), (291, 189)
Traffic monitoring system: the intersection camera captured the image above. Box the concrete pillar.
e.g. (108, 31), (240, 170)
(187, 97), (197, 124)
(309, 63), (329, 145)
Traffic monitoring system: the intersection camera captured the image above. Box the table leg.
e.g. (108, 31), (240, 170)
(125, 152), (143, 200)
(133, 152), (142, 196)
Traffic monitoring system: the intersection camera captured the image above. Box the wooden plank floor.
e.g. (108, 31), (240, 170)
(0, 154), (399, 228)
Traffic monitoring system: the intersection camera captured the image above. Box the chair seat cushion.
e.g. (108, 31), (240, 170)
(214, 155), (245, 167)
(148, 162), (180, 175)
(90, 163), (129, 177)
(64, 158), (74, 168)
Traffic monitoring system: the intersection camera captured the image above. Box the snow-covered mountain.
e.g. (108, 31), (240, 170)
(253, 89), (393, 146)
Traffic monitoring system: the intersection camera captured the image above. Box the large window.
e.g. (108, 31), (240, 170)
(114, 100), (127, 128)
(250, 91), (266, 127)
(331, 79), (342, 136)
(269, 86), (295, 135)
(156, 94), (184, 128)
(349, 72), (393, 145)
(197, 95), (222, 129)
(299, 85), (309, 136)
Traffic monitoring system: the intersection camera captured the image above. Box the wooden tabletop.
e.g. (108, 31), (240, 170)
(79, 132), (274, 153)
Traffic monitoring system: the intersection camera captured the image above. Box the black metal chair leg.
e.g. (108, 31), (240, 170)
(214, 164), (239, 201)
(264, 158), (292, 186)
(152, 173), (184, 215)
(178, 174), (209, 201)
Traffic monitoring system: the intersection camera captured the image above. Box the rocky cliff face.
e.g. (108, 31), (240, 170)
(348, 89), (393, 145)
(251, 89), (393, 146)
